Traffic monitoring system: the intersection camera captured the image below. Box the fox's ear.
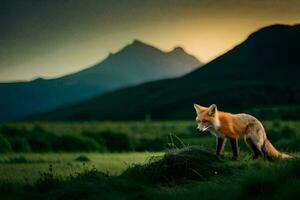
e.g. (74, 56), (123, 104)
(208, 104), (217, 116)
(194, 104), (205, 114)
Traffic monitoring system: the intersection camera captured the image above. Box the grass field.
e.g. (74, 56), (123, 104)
(0, 148), (299, 200)
(1, 120), (300, 153)
(0, 152), (162, 185)
(0, 120), (300, 199)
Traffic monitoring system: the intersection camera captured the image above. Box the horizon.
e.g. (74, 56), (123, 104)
(1, 0), (300, 82)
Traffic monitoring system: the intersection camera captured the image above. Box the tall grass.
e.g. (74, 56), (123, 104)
(0, 121), (299, 153)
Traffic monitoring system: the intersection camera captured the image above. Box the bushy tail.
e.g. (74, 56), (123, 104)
(262, 139), (293, 160)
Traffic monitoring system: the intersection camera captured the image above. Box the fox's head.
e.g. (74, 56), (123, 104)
(193, 104), (220, 132)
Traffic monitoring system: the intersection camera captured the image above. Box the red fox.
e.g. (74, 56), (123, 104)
(193, 104), (292, 160)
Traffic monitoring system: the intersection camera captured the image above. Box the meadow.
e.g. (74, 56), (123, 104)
(0, 120), (300, 199)
(1, 120), (300, 153)
(0, 152), (161, 185)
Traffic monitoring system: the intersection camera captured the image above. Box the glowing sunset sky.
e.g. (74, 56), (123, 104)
(1, 0), (300, 82)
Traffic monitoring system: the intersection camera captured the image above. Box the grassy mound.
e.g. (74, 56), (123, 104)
(123, 146), (231, 183)
(74, 155), (91, 162)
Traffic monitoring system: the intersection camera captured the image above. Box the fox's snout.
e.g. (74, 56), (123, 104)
(196, 124), (210, 132)
(194, 104), (219, 133)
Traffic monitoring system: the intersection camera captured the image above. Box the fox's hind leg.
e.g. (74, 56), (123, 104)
(245, 137), (262, 159)
(244, 123), (265, 159)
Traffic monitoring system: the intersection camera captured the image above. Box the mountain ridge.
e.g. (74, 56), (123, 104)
(34, 23), (300, 120)
(0, 40), (202, 120)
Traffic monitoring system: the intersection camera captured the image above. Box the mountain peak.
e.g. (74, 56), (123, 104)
(120, 39), (157, 52)
(132, 39), (146, 45)
(170, 46), (186, 54)
(32, 77), (45, 82)
(129, 39), (155, 48)
(247, 23), (300, 40)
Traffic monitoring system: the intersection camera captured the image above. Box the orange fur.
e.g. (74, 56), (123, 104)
(194, 104), (292, 160)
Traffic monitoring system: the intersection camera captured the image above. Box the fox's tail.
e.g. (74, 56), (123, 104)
(262, 139), (293, 160)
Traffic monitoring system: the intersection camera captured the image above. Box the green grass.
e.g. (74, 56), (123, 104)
(0, 148), (299, 200)
(0, 152), (161, 185)
(1, 120), (300, 152)
(0, 120), (300, 199)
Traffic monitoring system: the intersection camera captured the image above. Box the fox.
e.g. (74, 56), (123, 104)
(193, 103), (292, 160)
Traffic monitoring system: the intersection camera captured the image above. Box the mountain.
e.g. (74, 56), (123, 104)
(35, 24), (300, 121)
(0, 40), (202, 120)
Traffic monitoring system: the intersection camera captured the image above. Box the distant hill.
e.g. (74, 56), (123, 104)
(0, 40), (201, 120)
(35, 24), (300, 120)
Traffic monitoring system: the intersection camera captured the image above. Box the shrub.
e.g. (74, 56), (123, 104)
(0, 135), (12, 153)
(100, 131), (136, 152)
(7, 156), (28, 164)
(82, 131), (108, 152)
(52, 135), (100, 152)
(266, 124), (297, 143)
(26, 127), (57, 151)
(36, 164), (61, 192)
(276, 137), (300, 152)
(7, 137), (31, 152)
(135, 137), (167, 151)
(0, 125), (24, 137)
(74, 155), (91, 162)
(0, 125), (57, 152)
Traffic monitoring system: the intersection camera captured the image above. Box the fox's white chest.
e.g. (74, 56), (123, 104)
(209, 128), (224, 138)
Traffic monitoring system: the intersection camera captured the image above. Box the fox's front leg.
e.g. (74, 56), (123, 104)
(229, 138), (239, 159)
(216, 137), (226, 156)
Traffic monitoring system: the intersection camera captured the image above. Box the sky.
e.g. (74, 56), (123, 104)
(1, 0), (300, 82)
